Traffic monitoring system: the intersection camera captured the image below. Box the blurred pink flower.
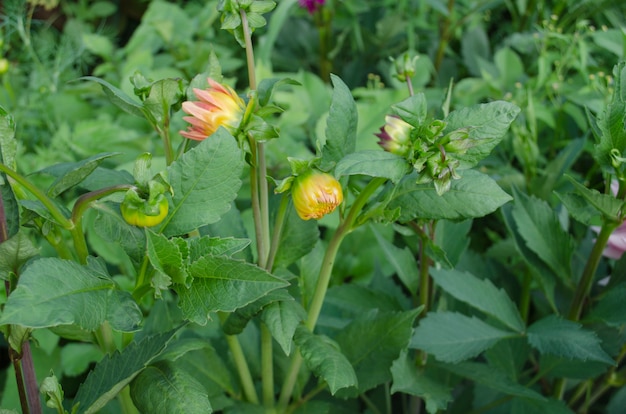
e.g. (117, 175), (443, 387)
(602, 223), (626, 259)
(592, 180), (626, 259)
(299, 0), (325, 14)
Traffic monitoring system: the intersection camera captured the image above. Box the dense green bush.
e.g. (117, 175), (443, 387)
(1, 0), (625, 413)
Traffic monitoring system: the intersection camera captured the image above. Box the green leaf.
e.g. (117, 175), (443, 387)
(187, 236), (251, 262)
(261, 299), (306, 355)
(256, 77), (300, 107)
(325, 284), (406, 315)
(527, 316), (615, 365)
(510, 397), (574, 414)
(586, 284), (626, 327)
(0, 258), (142, 332)
(555, 192), (602, 226)
(389, 169), (512, 221)
(319, 75), (357, 170)
(0, 106), (20, 238)
(38, 152), (120, 198)
(392, 93), (428, 126)
(410, 312), (516, 363)
(146, 231), (189, 288)
(222, 289), (292, 335)
(130, 361), (212, 414)
(335, 150), (410, 183)
(80, 76), (145, 118)
(372, 226), (419, 292)
(533, 138), (585, 199)
(162, 128), (244, 237)
(0, 104), (17, 169)
(444, 101), (520, 167)
(294, 326), (358, 395)
(433, 219), (472, 267)
(91, 202), (147, 266)
(143, 78), (186, 124)
(335, 309), (421, 394)
(73, 329), (179, 414)
(0, 179), (19, 239)
(177, 256), (288, 325)
(390, 350), (452, 414)
(0, 232), (39, 281)
(272, 201), (319, 268)
(430, 268), (525, 332)
(501, 203), (557, 309)
(437, 361), (546, 401)
(510, 189), (575, 285)
(60, 343), (103, 377)
(564, 176), (623, 221)
(594, 62), (626, 171)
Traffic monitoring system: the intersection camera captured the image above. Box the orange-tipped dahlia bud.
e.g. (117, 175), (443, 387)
(291, 170), (343, 220)
(375, 115), (413, 156)
(179, 78), (246, 140)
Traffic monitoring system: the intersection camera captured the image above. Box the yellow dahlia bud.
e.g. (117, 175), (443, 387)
(291, 170), (343, 220)
(179, 78), (246, 140)
(375, 115), (413, 156)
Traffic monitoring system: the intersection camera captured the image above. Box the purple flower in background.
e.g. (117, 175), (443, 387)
(299, 0), (325, 14)
(603, 223), (626, 259)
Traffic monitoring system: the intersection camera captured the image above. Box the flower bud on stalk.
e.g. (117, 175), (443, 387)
(375, 115), (414, 157)
(120, 181), (169, 228)
(291, 170), (343, 220)
(179, 78), (246, 140)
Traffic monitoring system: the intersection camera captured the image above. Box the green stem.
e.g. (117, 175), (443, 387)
(266, 194), (290, 272)
(567, 222), (616, 321)
(248, 138), (266, 266)
(8, 347), (29, 414)
(94, 321), (117, 354)
(258, 142), (271, 264)
(418, 225), (431, 314)
(219, 313), (260, 404)
(118, 385), (139, 414)
(69, 222), (89, 265)
(70, 185), (135, 264)
(240, 9), (257, 90)
(133, 256), (151, 300)
(261, 323), (275, 408)
(0, 163), (72, 229)
(277, 178), (387, 409)
(552, 219), (618, 400)
(157, 122), (174, 166)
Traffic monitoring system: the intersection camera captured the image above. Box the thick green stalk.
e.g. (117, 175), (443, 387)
(240, 9), (257, 91)
(70, 185), (135, 264)
(266, 194), (290, 271)
(277, 178), (386, 409)
(221, 318), (260, 404)
(258, 142), (271, 262)
(553, 219), (619, 400)
(241, 10), (275, 407)
(418, 225), (431, 313)
(117, 386), (139, 414)
(260, 323), (275, 407)
(567, 222), (617, 321)
(0, 163), (72, 229)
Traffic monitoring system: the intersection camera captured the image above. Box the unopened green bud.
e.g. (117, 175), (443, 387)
(392, 52), (420, 82)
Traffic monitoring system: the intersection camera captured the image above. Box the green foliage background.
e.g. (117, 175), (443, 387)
(1, 0), (626, 413)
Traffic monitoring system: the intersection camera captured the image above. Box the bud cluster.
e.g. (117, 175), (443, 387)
(376, 115), (474, 195)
